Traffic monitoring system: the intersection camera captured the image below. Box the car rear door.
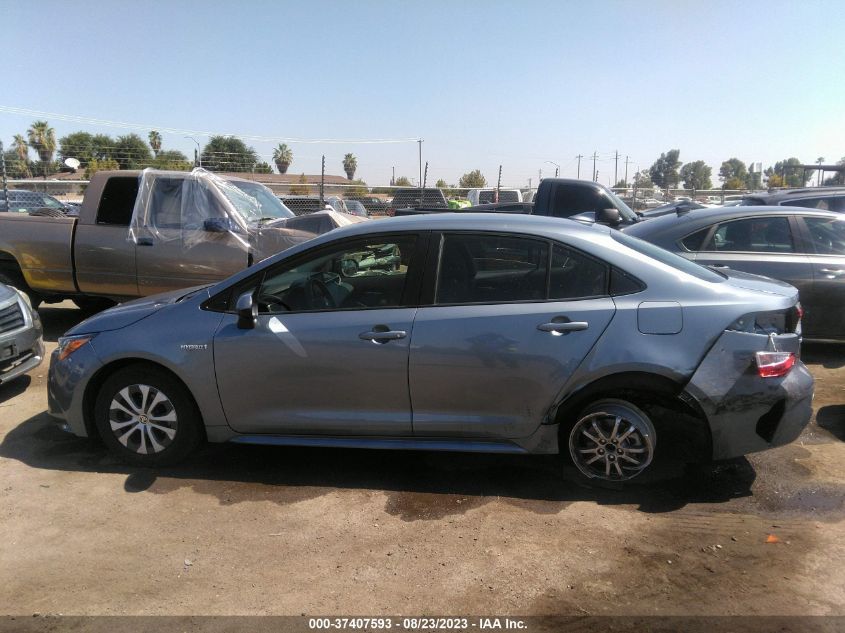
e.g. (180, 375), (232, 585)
(794, 214), (845, 338)
(409, 232), (615, 440)
(212, 232), (426, 435)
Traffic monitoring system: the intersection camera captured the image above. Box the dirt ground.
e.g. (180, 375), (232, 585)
(0, 303), (843, 617)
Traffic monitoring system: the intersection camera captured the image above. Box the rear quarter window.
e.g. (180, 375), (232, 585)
(96, 177), (140, 225)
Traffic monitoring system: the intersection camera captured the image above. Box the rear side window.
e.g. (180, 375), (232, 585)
(436, 234), (548, 304)
(804, 217), (845, 255)
(706, 217), (793, 253)
(549, 244), (608, 299)
(96, 177), (139, 225)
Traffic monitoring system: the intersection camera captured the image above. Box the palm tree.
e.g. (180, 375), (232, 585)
(272, 143), (293, 174)
(27, 120), (56, 178)
(343, 153), (357, 181)
(148, 130), (162, 158)
(11, 134), (31, 178)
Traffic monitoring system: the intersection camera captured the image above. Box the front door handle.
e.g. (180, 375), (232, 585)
(538, 321), (589, 333)
(359, 329), (407, 342)
(819, 268), (845, 277)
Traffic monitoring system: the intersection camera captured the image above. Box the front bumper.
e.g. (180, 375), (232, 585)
(0, 318), (44, 385)
(683, 330), (814, 460)
(47, 342), (103, 437)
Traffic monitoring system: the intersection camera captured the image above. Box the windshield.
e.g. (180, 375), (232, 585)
(223, 181), (294, 222)
(604, 189), (638, 221)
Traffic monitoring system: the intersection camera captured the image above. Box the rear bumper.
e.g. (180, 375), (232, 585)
(682, 331), (814, 460)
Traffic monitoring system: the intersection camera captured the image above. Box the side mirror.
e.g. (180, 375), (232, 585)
(236, 292), (257, 329)
(204, 217), (232, 233)
(597, 207), (622, 226)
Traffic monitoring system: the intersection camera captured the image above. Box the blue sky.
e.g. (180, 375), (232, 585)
(3, 0), (844, 187)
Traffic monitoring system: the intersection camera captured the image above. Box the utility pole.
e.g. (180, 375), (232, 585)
(614, 151), (619, 187)
(391, 166), (395, 186)
(422, 162), (428, 190)
(592, 152), (598, 182)
(496, 165), (502, 202)
(624, 155), (632, 186)
(320, 155), (325, 205)
(0, 141), (8, 210)
(418, 139), (423, 193)
(576, 154), (583, 179)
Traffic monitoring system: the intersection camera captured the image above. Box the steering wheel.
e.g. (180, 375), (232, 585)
(307, 278), (335, 309)
(257, 293), (291, 313)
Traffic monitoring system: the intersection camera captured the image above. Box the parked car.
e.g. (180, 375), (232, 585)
(325, 196), (350, 214)
(466, 188), (524, 206)
(0, 282), (44, 384)
(343, 199), (369, 217)
(641, 200), (708, 218)
(624, 206), (845, 339)
(742, 187), (845, 212)
(387, 188), (449, 215)
(49, 213), (812, 484)
(0, 169), (310, 311)
(0, 190), (75, 216)
(269, 209), (367, 235)
(346, 195), (389, 215)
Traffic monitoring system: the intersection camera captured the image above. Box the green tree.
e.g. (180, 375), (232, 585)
(91, 134), (115, 161)
(11, 134), (31, 177)
(633, 170), (653, 189)
(148, 130), (162, 157)
(394, 176), (412, 187)
(201, 135), (259, 172)
(679, 160), (712, 190)
(272, 143), (293, 174)
(459, 169), (487, 188)
(113, 134), (153, 169)
(152, 150), (192, 171)
(27, 120), (56, 178)
(613, 179), (628, 188)
(84, 157), (120, 180)
(764, 157), (808, 188)
(3, 148), (30, 178)
(59, 131), (98, 166)
(289, 173), (310, 195)
(342, 153), (358, 180)
(648, 149), (681, 189)
(823, 157), (845, 185)
(719, 158), (748, 188)
(345, 179), (368, 198)
(253, 161), (273, 174)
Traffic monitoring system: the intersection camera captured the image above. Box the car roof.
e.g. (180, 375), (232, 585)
(744, 187), (845, 202)
(625, 205), (842, 239)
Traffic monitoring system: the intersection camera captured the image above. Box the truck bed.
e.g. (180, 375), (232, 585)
(0, 213), (77, 294)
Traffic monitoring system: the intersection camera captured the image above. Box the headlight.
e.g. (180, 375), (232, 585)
(57, 334), (96, 361)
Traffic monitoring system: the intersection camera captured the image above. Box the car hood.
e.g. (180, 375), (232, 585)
(718, 267), (798, 299)
(0, 284), (17, 303)
(66, 286), (210, 335)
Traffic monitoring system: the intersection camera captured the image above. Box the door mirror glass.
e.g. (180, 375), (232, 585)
(236, 291), (257, 329)
(597, 208), (622, 226)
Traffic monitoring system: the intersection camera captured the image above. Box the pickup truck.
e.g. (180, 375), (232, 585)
(0, 169), (311, 309)
(396, 179), (641, 227)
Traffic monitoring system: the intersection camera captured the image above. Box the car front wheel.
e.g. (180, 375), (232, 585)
(94, 365), (203, 466)
(568, 398), (656, 482)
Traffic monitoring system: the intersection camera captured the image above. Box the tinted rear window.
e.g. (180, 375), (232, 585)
(611, 231), (724, 282)
(97, 177), (139, 225)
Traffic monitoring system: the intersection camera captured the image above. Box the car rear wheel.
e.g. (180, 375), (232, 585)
(568, 398), (656, 483)
(94, 365), (203, 467)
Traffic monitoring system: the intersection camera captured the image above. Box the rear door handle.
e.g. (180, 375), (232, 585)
(359, 329), (407, 341)
(538, 321), (589, 333)
(819, 268), (845, 277)
(136, 237), (154, 246)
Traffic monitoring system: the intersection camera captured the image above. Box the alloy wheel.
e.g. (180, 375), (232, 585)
(108, 384), (178, 455)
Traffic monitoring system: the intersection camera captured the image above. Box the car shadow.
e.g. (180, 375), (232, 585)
(816, 405), (845, 441)
(0, 375), (30, 403)
(802, 342), (845, 369)
(0, 411), (757, 516)
(37, 305), (87, 343)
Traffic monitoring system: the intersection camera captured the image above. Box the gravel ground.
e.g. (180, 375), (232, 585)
(0, 303), (843, 617)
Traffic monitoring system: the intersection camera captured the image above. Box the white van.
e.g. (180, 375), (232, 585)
(466, 188), (523, 206)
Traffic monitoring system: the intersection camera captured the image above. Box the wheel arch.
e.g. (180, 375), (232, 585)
(551, 371), (712, 462)
(82, 358), (206, 442)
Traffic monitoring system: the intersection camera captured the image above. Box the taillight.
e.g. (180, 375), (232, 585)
(755, 351), (796, 378)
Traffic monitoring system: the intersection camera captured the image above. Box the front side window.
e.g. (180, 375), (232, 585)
(804, 216), (845, 255)
(786, 196), (845, 212)
(436, 234), (548, 304)
(706, 217), (793, 253)
(251, 236), (418, 313)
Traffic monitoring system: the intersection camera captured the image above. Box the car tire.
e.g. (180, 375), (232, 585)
(566, 398), (656, 483)
(94, 365), (204, 467)
(73, 296), (116, 314)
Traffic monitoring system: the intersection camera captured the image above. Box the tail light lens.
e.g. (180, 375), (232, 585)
(755, 351), (796, 378)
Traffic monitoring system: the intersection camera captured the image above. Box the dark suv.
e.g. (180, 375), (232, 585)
(743, 187), (845, 212)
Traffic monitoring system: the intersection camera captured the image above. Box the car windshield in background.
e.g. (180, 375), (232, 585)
(611, 230), (725, 282)
(224, 181), (294, 222)
(605, 189), (638, 221)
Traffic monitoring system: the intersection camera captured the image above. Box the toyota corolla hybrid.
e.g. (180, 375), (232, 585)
(48, 214), (813, 483)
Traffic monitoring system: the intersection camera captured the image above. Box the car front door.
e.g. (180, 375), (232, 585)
(134, 176), (249, 295)
(409, 233), (616, 440)
(692, 215), (813, 304)
(212, 233), (425, 435)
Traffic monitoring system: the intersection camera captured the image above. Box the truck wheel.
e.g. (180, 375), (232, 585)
(94, 365), (204, 467)
(567, 398), (656, 483)
(0, 270), (41, 310)
(73, 297), (116, 314)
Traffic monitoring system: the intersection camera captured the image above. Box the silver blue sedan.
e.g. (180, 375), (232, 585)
(48, 214), (813, 483)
